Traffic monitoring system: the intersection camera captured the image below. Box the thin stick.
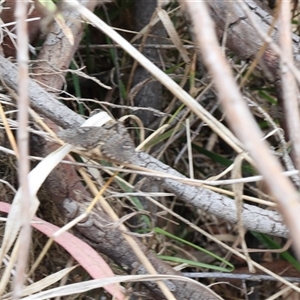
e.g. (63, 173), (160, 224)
(278, 1), (300, 174)
(13, 0), (31, 299)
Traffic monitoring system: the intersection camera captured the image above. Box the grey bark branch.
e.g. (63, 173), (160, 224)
(0, 52), (288, 238)
(0, 55), (83, 129)
(136, 152), (287, 237)
(208, 0), (300, 76)
(61, 199), (223, 300)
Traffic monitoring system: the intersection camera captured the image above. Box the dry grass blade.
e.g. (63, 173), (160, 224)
(156, 6), (190, 63)
(20, 274), (220, 300)
(3, 266), (77, 299)
(0, 103), (18, 157)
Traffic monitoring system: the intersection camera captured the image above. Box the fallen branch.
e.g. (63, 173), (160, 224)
(0, 53), (288, 238)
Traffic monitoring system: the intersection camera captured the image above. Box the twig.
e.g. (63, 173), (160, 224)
(278, 1), (300, 173)
(13, 0), (31, 299)
(182, 272), (300, 283)
(246, 97), (300, 188)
